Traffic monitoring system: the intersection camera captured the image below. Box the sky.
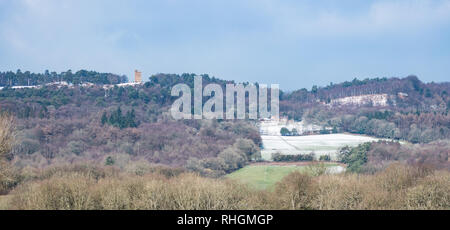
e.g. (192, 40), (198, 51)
(0, 0), (449, 90)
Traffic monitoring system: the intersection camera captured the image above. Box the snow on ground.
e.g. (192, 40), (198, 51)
(330, 94), (389, 107)
(327, 165), (346, 174)
(259, 119), (324, 136)
(261, 134), (380, 161)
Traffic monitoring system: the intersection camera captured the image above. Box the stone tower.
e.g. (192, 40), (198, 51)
(134, 70), (142, 83)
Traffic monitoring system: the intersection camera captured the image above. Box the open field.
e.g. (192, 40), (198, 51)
(261, 133), (382, 160)
(226, 163), (343, 190)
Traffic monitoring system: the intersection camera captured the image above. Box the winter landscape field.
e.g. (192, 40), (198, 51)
(0, 0), (449, 215)
(261, 133), (381, 160)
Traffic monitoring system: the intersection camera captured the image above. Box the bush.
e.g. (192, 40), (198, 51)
(319, 155), (331, 161)
(4, 164), (450, 210)
(272, 153), (315, 162)
(105, 156), (115, 166)
(0, 161), (23, 195)
(233, 138), (260, 161)
(338, 143), (371, 173)
(306, 162), (328, 176)
(280, 127), (291, 136)
(405, 171), (450, 210)
(9, 170), (263, 210)
(13, 138), (40, 155)
(0, 113), (19, 194)
(0, 113), (15, 160)
(185, 138), (258, 177)
(217, 147), (247, 173)
(275, 172), (315, 209)
(66, 141), (86, 156)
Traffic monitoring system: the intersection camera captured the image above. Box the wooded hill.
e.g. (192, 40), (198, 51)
(0, 70), (448, 175)
(0, 70), (127, 86)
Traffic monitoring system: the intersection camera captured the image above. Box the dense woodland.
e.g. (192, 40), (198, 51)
(0, 70), (449, 177)
(281, 75), (450, 143)
(0, 70), (127, 86)
(339, 140), (450, 173)
(0, 72), (261, 178)
(0, 70), (449, 210)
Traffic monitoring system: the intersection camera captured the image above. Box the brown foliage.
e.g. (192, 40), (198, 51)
(0, 113), (15, 160)
(0, 113), (20, 194)
(6, 163), (448, 210)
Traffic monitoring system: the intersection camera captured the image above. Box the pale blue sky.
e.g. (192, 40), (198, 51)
(0, 0), (449, 90)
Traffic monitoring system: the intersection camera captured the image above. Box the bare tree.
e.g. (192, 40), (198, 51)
(0, 113), (15, 161)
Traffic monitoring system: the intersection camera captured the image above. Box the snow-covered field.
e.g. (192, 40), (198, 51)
(259, 119), (324, 136)
(330, 94), (389, 107)
(261, 134), (380, 161)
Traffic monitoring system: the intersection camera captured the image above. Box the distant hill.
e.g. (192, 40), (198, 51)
(0, 70), (128, 86)
(0, 71), (448, 174)
(0, 71), (261, 177)
(280, 76), (449, 143)
(281, 75), (449, 118)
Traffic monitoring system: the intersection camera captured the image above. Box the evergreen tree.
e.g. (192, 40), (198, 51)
(102, 107), (138, 129)
(105, 156), (115, 166)
(101, 111), (108, 125)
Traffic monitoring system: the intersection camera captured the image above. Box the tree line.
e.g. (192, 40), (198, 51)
(0, 69), (127, 86)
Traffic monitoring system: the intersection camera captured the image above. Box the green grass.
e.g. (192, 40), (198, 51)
(227, 163), (339, 190)
(227, 165), (306, 190)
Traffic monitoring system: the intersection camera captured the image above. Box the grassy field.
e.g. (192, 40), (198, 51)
(226, 163), (341, 190)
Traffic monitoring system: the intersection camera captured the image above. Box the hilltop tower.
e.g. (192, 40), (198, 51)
(134, 70), (142, 83)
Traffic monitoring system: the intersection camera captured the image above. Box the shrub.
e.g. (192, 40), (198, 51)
(319, 155), (331, 161)
(306, 162), (328, 176)
(5, 164), (450, 210)
(9, 170), (263, 210)
(312, 174), (365, 209)
(233, 138), (260, 161)
(217, 147), (247, 173)
(280, 127), (291, 136)
(275, 172), (315, 210)
(272, 153), (315, 162)
(0, 113), (15, 160)
(0, 113), (20, 194)
(105, 156), (115, 166)
(338, 143), (371, 173)
(0, 161), (23, 195)
(405, 171), (450, 210)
